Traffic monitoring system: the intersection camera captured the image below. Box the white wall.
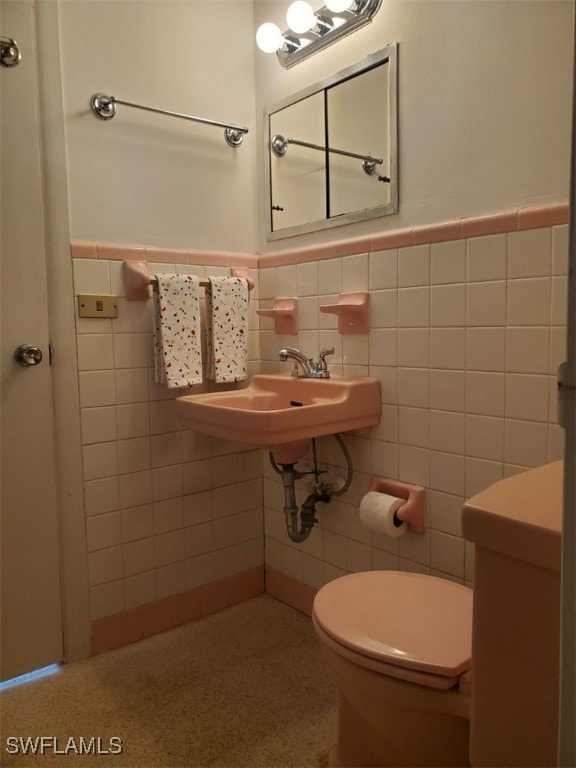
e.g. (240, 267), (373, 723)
(59, 0), (573, 252)
(59, 0), (258, 252)
(254, 0), (573, 249)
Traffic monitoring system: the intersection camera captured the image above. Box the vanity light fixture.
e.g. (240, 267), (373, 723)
(256, 0), (381, 68)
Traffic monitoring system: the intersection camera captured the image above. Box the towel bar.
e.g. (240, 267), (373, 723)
(124, 261), (254, 300)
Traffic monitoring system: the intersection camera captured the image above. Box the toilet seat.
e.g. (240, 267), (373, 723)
(312, 571), (473, 691)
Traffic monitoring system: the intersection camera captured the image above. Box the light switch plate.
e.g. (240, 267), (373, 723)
(78, 294), (118, 318)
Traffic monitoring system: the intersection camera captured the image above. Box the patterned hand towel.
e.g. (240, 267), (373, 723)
(153, 273), (203, 388)
(205, 276), (249, 383)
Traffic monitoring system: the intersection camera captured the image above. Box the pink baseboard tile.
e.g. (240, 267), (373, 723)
(70, 241), (98, 259)
(370, 228), (413, 252)
(200, 566), (266, 616)
(199, 579), (234, 616)
(518, 203), (569, 230)
(105, 607), (145, 651)
(140, 596), (174, 639)
(97, 244), (146, 262)
(90, 617), (113, 656)
(170, 588), (203, 627)
(227, 566), (265, 605)
(412, 220), (462, 245)
(90, 566), (265, 656)
(265, 566), (318, 617)
(460, 210), (519, 238)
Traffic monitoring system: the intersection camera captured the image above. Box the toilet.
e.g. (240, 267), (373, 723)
(312, 571), (473, 768)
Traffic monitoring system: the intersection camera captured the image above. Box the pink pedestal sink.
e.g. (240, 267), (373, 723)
(176, 374), (381, 458)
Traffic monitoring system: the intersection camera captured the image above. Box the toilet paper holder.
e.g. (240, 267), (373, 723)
(368, 477), (426, 534)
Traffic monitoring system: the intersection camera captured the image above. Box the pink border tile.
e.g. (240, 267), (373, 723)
(146, 247), (188, 264)
(518, 203), (569, 230)
(412, 221), (462, 245)
(97, 244), (146, 262)
(460, 210), (519, 238)
(334, 236), (372, 258)
(262, 244), (336, 267)
(188, 250), (231, 267)
(228, 252), (259, 269)
(71, 241), (98, 259)
(370, 228), (413, 252)
(260, 252), (299, 267)
(187, 251), (257, 269)
(72, 202), (568, 272)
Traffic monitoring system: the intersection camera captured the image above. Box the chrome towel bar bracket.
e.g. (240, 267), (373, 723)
(90, 93), (249, 147)
(1, 37), (21, 67)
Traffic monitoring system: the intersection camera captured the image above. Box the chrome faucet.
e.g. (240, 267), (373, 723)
(279, 347), (334, 378)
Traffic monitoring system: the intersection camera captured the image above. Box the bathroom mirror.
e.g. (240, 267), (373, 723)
(265, 44), (398, 240)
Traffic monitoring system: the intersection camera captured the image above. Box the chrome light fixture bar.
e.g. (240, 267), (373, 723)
(256, 0), (382, 69)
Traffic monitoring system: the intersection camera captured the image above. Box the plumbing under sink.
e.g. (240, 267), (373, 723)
(175, 374), (381, 449)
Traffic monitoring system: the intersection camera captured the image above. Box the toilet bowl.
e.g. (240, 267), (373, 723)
(312, 571), (473, 768)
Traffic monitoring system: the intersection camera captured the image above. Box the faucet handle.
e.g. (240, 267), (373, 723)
(318, 347), (335, 362)
(315, 347), (335, 377)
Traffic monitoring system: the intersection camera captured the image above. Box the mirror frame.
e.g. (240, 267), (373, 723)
(264, 43), (398, 241)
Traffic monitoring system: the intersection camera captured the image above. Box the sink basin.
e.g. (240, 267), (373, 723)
(176, 374), (381, 449)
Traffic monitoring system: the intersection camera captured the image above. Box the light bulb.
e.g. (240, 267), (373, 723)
(325, 0), (355, 12)
(256, 22), (284, 53)
(286, 1), (316, 34)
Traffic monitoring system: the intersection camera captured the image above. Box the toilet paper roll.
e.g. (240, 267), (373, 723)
(359, 492), (407, 538)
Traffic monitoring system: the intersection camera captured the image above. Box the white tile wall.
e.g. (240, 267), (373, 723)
(263, 225), (566, 589)
(73, 258), (263, 620)
(73, 224), (567, 619)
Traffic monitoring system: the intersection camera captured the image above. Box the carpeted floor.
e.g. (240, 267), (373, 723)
(0, 595), (338, 768)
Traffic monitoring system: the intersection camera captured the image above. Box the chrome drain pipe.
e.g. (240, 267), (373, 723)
(280, 464), (330, 543)
(269, 434), (354, 544)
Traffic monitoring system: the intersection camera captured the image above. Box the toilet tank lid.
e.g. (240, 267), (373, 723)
(313, 571), (473, 677)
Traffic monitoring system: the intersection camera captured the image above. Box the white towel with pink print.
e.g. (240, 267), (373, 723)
(153, 273), (203, 388)
(205, 276), (249, 383)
